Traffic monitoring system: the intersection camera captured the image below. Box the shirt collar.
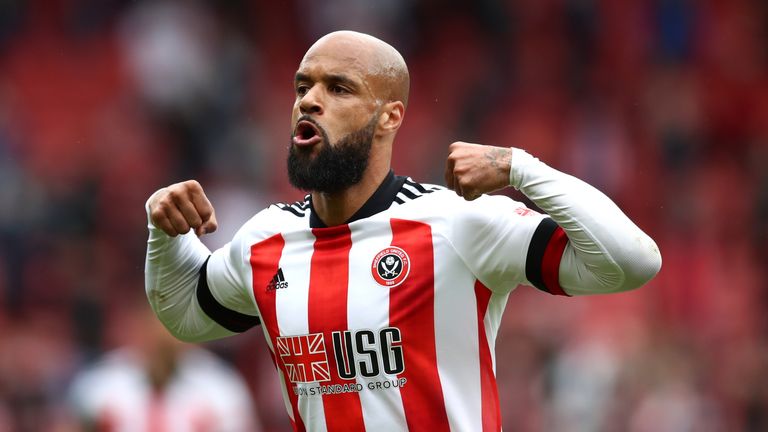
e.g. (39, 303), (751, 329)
(309, 170), (406, 228)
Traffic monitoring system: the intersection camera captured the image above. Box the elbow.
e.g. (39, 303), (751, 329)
(152, 312), (204, 343)
(617, 238), (662, 292)
(162, 313), (223, 344)
(146, 294), (215, 344)
(563, 236), (661, 296)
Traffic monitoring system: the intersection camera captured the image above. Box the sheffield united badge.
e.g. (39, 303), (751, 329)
(371, 246), (410, 287)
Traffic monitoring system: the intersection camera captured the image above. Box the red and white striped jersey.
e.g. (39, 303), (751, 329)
(147, 150), (662, 430)
(201, 172), (566, 431)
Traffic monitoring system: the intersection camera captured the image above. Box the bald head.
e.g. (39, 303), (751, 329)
(302, 31), (410, 107)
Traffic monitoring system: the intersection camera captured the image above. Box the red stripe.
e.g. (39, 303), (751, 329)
(389, 219), (450, 431)
(308, 226), (365, 431)
(542, 227), (569, 296)
(474, 281), (501, 432)
(250, 234), (306, 432)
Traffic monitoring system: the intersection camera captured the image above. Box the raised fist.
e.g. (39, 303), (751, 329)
(444, 142), (513, 201)
(147, 180), (218, 237)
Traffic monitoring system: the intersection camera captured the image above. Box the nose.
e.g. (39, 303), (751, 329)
(299, 85), (323, 115)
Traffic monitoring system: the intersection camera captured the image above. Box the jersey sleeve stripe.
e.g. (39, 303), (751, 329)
(196, 257), (262, 332)
(541, 227), (569, 296)
(276, 203), (306, 217)
(525, 218), (570, 296)
(399, 187), (418, 200)
(404, 179), (429, 193)
(401, 183), (424, 196)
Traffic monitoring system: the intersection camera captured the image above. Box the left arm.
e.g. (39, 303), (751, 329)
(445, 141), (661, 294)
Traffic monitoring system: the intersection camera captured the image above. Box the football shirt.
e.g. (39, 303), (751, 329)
(200, 171), (567, 431)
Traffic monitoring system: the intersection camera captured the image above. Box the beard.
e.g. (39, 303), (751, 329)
(287, 114), (377, 194)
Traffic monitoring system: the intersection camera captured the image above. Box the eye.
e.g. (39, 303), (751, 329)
(329, 84), (349, 95)
(296, 84), (310, 96)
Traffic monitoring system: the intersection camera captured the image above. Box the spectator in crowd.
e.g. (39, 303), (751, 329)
(68, 302), (260, 431)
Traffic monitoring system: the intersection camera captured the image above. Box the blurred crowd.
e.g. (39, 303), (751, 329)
(0, 0), (766, 431)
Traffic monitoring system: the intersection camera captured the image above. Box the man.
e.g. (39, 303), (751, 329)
(145, 31), (661, 431)
(68, 303), (259, 431)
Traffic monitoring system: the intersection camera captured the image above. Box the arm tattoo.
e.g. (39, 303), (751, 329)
(485, 147), (512, 175)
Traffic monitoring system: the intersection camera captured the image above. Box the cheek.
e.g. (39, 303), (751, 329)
(335, 107), (374, 132)
(324, 117), (361, 144)
(320, 122), (340, 144)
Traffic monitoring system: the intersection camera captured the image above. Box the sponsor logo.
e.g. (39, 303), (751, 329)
(278, 328), (408, 396)
(332, 328), (405, 379)
(371, 247), (410, 287)
(293, 378), (408, 396)
(277, 333), (331, 383)
(266, 268), (289, 292)
(514, 206), (538, 217)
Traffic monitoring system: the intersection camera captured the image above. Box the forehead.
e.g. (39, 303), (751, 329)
(297, 53), (366, 80)
(297, 38), (377, 81)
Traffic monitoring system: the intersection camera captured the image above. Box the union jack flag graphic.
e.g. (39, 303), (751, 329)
(276, 333), (331, 383)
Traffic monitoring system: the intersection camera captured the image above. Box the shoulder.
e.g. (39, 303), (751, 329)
(394, 177), (530, 217)
(269, 195), (311, 219)
(394, 177), (446, 204)
(231, 196), (310, 242)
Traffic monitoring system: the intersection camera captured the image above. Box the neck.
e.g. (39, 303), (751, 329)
(311, 138), (392, 227)
(311, 165), (389, 227)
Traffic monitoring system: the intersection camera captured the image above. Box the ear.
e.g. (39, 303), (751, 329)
(377, 101), (405, 134)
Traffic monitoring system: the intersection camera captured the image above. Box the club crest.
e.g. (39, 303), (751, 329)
(371, 246), (410, 287)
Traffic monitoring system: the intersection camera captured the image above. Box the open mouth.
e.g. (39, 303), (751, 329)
(292, 120), (323, 147)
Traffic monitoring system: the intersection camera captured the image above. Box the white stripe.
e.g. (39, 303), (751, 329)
(401, 183), (423, 196)
(347, 220), (409, 430)
(274, 369), (297, 425)
(275, 229), (327, 431)
(432, 235), (483, 431)
(485, 291), (511, 373)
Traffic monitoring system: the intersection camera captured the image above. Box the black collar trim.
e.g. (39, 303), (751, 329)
(309, 170), (406, 228)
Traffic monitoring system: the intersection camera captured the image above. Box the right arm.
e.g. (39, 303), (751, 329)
(144, 181), (259, 342)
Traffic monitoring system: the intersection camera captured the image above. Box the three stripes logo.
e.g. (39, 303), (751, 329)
(266, 268), (289, 292)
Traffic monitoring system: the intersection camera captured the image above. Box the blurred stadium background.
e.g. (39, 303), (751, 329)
(0, 0), (766, 430)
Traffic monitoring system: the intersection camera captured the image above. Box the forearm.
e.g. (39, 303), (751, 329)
(510, 150), (661, 294)
(144, 224), (236, 342)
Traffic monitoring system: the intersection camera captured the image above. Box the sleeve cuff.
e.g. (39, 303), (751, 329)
(509, 148), (539, 190)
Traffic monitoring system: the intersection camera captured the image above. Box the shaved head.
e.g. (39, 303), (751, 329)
(301, 31), (410, 107)
(289, 31), (410, 220)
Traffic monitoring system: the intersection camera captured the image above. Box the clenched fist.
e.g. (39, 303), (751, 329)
(444, 142), (514, 200)
(148, 180), (218, 237)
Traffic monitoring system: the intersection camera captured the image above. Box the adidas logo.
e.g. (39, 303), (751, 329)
(266, 268), (289, 292)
